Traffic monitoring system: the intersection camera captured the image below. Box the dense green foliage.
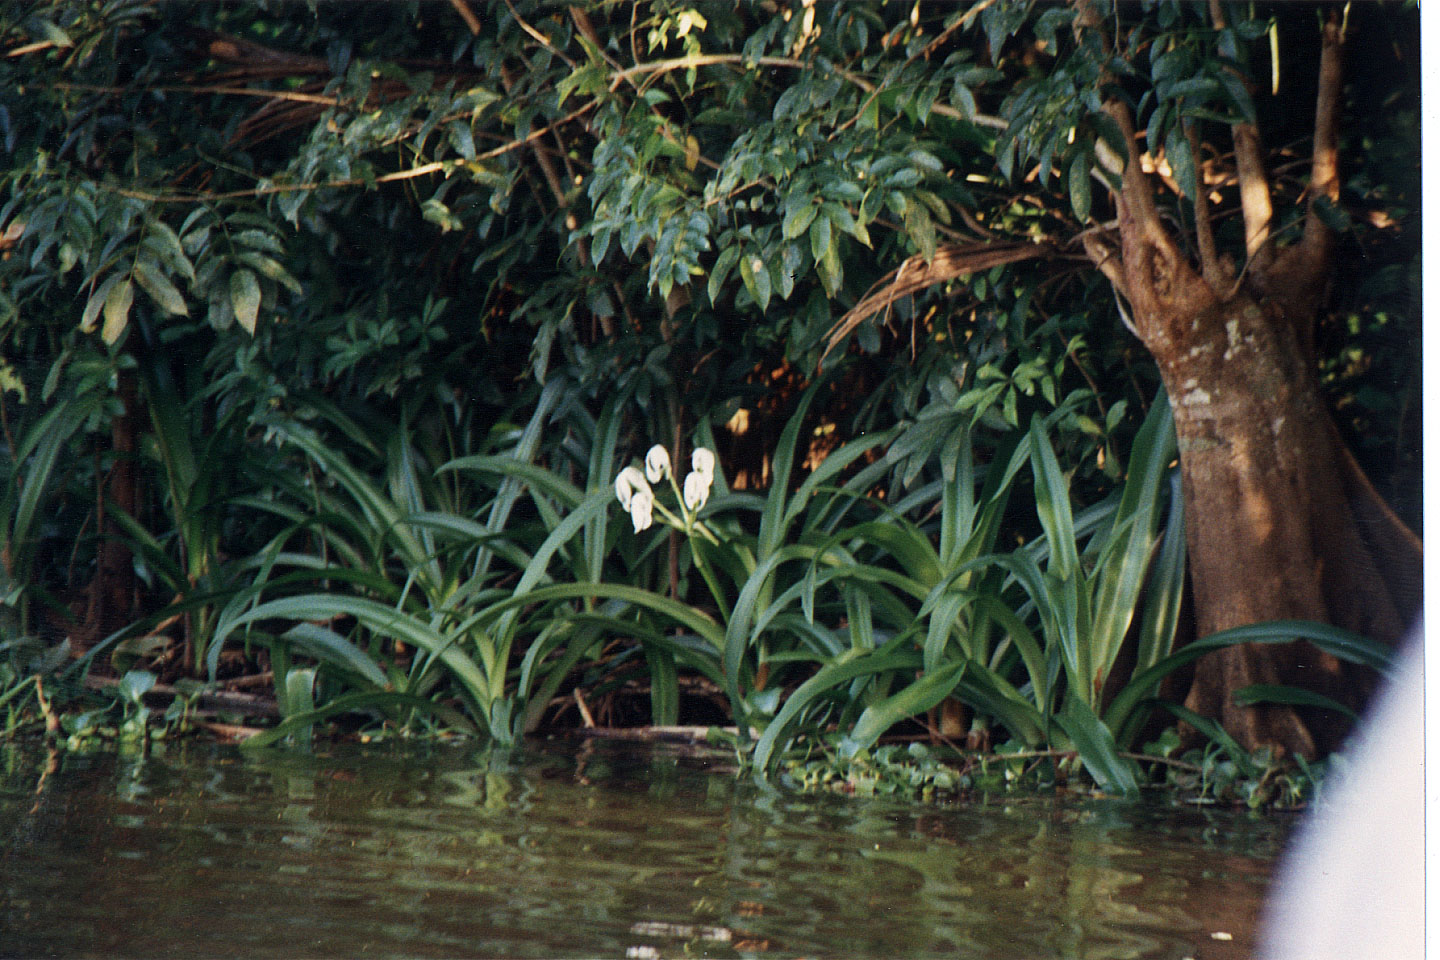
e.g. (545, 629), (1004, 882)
(0, 1), (1415, 793)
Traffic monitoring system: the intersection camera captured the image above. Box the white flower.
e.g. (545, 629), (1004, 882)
(683, 470), (711, 512)
(614, 466), (649, 510)
(629, 486), (654, 532)
(645, 444), (672, 484)
(691, 447), (716, 480)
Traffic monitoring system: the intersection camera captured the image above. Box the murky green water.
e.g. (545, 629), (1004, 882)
(0, 738), (1289, 959)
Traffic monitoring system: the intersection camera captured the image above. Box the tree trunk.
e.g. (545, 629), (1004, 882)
(1077, 7), (1421, 757)
(1151, 294), (1417, 756)
(1085, 194), (1422, 756)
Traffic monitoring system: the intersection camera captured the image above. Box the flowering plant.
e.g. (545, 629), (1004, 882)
(615, 444), (719, 540)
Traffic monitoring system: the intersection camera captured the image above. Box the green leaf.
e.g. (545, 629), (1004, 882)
(281, 623), (389, 688)
(144, 221), (195, 282)
(239, 691), (472, 750)
(32, 19), (73, 47)
(1068, 151), (1092, 222)
(1104, 619), (1393, 735)
(1232, 684), (1359, 722)
(102, 279), (134, 344)
(1152, 700), (1257, 779)
(708, 245), (740, 306)
(281, 666), (318, 721)
(421, 197), (463, 232)
(1164, 125), (1197, 201)
(133, 259), (189, 316)
(232, 229), (285, 255)
(235, 251), (302, 294)
(212, 594), (493, 708)
(80, 274), (121, 333)
(903, 200), (936, 262)
(782, 200), (819, 240)
(750, 645), (922, 774)
(808, 209), (833, 264)
(1027, 417), (1078, 579)
(1055, 695), (1139, 797)
(738, 250), (771, 312)
(846, 661), (968, 754)
(858, 95), (880, 130)
(118, 669), (156, 705)
(230, 269), (261, 334)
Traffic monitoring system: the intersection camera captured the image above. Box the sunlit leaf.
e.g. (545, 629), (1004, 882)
(230, 269), (261, 334)
(133, 259), (189, 316)
(101, 278), (134, 343)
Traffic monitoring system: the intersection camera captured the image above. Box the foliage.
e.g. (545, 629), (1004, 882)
(784, 739), (972, 802)
(778, 727), (1329, 810)
(0, 2), (1417, 792)
(195, 382), (644, 747)
(743, 397), (1393, 795)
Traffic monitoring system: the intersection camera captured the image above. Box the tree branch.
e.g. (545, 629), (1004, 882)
(499, 62), (614, 338)
(1232, 123), (1274, 264)
(1187, 121), (1224, 288)
(610, 54), (1007, 129)
(1257, 8), (1347, 340)
(1301, 9), (1347, 260)
(1209, 0), (1273, 266)
(447, 0), (482, 36)
(1080, 231), (1128, 301)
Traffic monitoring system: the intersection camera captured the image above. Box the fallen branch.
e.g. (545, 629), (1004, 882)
(84, 674), (280, 717)
(561, 725), (736, 744)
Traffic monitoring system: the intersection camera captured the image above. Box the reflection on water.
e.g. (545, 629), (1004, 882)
(0, 738), (1289, 959)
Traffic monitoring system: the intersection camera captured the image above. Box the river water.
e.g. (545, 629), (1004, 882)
(0, 737), (1289, 959)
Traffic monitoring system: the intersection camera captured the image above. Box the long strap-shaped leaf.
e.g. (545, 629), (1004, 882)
(264, 417), (438, 594)
(1103, 619), (1394, 737)
(1089, 389), (1176, 680)
(759, 378), (825, 560)
(211, 594), (494, 724)
(5, 392), (102, 587)
(483, 492), (612, 699)
(750, 643), (923, 775)
(842, 660), (969, 757)
(1054, 694), (1140, 797)
(467, 581), (727, 653)
(469, 374), (566, 585)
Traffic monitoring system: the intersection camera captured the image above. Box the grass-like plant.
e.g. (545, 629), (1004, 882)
(196, 378), (628, 746)
(0, 369), (108, 641)
(820, 395), (1391, 795)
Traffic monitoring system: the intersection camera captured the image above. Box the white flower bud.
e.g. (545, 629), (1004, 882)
(614, 466), (649, 510)
(645, 444), (672, 484)
(691, 447), (716, 480)
(683, 470), (711, 512)
(629, 487), (654, 532)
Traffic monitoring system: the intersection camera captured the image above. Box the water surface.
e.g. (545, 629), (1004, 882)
(0, 738), (1289, 958)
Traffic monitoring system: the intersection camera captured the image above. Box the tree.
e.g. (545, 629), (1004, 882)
(1, 1), (1418, 752)
(1047, 2), (1422, 754)
(898, 1), (1422, 754)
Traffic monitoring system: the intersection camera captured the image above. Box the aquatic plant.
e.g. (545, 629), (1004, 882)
(192, 379), (618, 745)
(748, 395), (1395, 796)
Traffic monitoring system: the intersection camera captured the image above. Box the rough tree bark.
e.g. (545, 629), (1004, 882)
(1080, 8), (1420, 755)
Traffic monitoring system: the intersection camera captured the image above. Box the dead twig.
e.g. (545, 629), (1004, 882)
(822, 241), (1054, 363)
